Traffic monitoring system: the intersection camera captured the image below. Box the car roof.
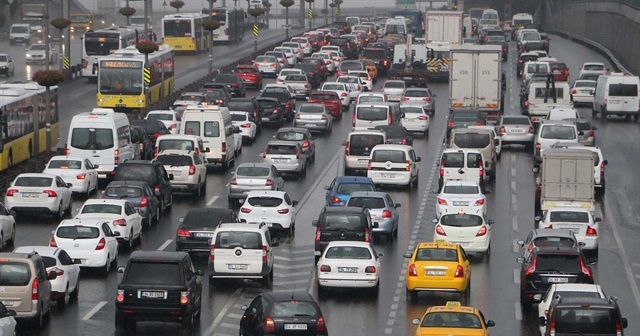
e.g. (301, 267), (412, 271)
(540, 120), (576, 126)
(217, 222), (267, 231)
(416, 240), (459, 250)
(547, 207), (591, 213)
(157, 149), (195, 156)
(552, 296), (615, 308)
(334, 176), (375, 184)
(129, 250), (188, 262)
(550, 283), (602, 292)
(58, 218), (106, 227)
(348, 191), (389, 198)
(371, 144), (412, 152)
(13, 246), (60, 256)
(16, 173), (58, 179)
(49, 155), (86, 161)
(82, 198), (129, 206)
(277, 127), (311, 133)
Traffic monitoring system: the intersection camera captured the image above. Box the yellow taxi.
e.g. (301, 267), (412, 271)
(412, 301), (496, 336)
(360, 58), (378, 81)
(404, 240), (471, 301)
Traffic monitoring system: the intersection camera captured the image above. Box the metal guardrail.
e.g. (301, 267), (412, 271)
(0, 148), (65, 196)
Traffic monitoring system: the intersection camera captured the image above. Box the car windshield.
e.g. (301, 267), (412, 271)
(124, 262), (181, 285)
(549, 211), (590, 223)
(372, 150), (406, 163)
(81, 204), (122, 215)
(453, 133), (491, 148)
(443, 185), (479, 194)
(536, 254), (581, 272)
(48, 160), (82, 169)
(0, 56), (7, 62)
(14, 176), (52, 187)
(156, 155), (192, 167)
(336, 183), (374, 194)
(299, 105), (324, 113)
(553, 308), (618, 334)
(247, 196), (283, 207)
(104, 186), (143, 198)
(440, 214), (483, 227)
(415, 248), (458, 262)
(347, 197), (385, 209)
(540, 126), (576, 139)
(271, 301), (318, 317)
(236, 166), (270, 177)
(421, 312), (482, 328)
(216, 231), (262, 249)
(357, 107), (388, 121)
(325, 246), (372, 259)
(56, 226), (100, 239)
(147, 113), (173, 121)
(502, 117), (531, 125)
(323, 214), (365, 230)
(0, 263), (31, 286)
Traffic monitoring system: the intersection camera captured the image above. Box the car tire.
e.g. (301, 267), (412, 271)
(193, 179), (202, 198)
(31, 305), (44, 331)
(71, 278), (80, 300)
(261, 270), (272, 289)
(101, 256), (111, 275)
(181, 312), (195, 336)
(7, 226), (15, 246)
(58, 284), (70, 308)
(125, 231), (134, 252)
(55, 202), (64, 220)
(406, 288), (417, 302)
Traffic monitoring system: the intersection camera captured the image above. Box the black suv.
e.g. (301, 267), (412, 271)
(313, 206), (377, 261)
(129, 125), (155, 160)
(330, 37), (358, 59)
(214, 73), (246, 97)
(361, 47), (391, 73)
(541, 296), (628, 336)
(175, 207), (239, 253)
(240, 292), (328, 336)
(227, 97), (262, 133)
(112, 161), (173, 213)
(517, 246), (594, 308)
(115, 251), (204, 335)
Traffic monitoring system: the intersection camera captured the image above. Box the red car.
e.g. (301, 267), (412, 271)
(308, 91), (342, 119)
(234, 64), (263, 89)
(549, 61), (570, 82)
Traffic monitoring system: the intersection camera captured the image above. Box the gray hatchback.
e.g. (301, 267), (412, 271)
(292, 103), (332, 134)
(227, 163), (285, 208)
(103, 181), (161, 227)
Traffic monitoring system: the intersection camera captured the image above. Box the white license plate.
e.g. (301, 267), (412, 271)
(403, 77), (413, 80)
(453, 242), (470, 247)
(305, 124), (316, 127)
(404, 118), (416, 122)
(426, 270), (446, 276)
(227, 264), (248, 270)
(452, 201), (468, 206)
(273, 159), (288, 163)
(195, 232), (214, 238)
(140, 291), (165, 298)
(379, 173), (395, 178)
(580, 90), (591, 94)
(22, 192), (39, 198)
(547, 277), (569, 283)
(510, 129), (526, 133)
(262, 117), (270, 122)
(358, 159), (368, 163)
(284, 324), (308, 330)
(338, 267), (358, 273)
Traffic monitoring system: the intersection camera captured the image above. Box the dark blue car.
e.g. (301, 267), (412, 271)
(324, 176), (376, 206)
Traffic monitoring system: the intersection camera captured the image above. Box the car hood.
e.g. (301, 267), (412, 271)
(27, 50), (46, 56)
(0, 61), (10, 66)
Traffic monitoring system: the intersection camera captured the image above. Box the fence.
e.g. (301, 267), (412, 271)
(0, 148), (65, 196)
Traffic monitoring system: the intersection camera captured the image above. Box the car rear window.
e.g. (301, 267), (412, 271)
(400, 106), (424, 114)
(404, 90), (428, 97)
(549, 211), (590, 223)
(258, 100), (279, 109)
(158, 139), (196, 151)
(540, 126), (576, 139)
(415, 248), (458, 261)
(608, 84), (638, 97)
(440, 214), (483, 227)
(183, 210), (231, 228)
(113, 165), (157, 186)
(235, 67), (257, 73)
(536, 254), (581, 273)
(156, 155), (192, 166)
(323, 214), (366, 231)
(357, 106), (388, 121)
(125, 261), (182, 285)
(534, 88), (565, 99)
(453, 133), (491, 149)
(247, 196), (283, 207)
(0, 262), (31, 286)
(276, 131), (307, 141)
(372, 150), (406, 163)
(14, 176), (52, 187)
(48, 160), (82, 169)
(70, 128), (114, 150)
(147, 113), (173, 121)
(346, 197), (385, 209)
(57, 226), (100, 239)
(227, 101), (255, 112)
(236, 166), (270, 177)
(285, 75), (307, 82)
(359, 96), (384, 103)
(553, 307), (618, 334)
(340, 62), (364, 71)
(384, 81), (405, 88)
(532, 237), (576, 248)
(323, 83), (346, 91)
(550, 63), (567, 71)
(349, 134), (384, 156)
(42, 256), (56, 268)
(271, 301), (318, 317)
(310, 94), (337, 100)
(336, 183), (374, 194)
(442, 153), (464, 168)
(231, 114), (247, 122)
(362, 49), (386, 59)
(105, 186), (143, 198)
(443, 185), (479, 194)
(575, 81), (596, 88)
(299, 105), (325, 113)
(216, 232), (262, 249)
(583, 64), (604, 70)
(266, 145), (296, 155)
(420, 312), (482, 328)
(502, 117), (531, 125)
(81, 204), (122, 215)
(325, 246), (372, 259)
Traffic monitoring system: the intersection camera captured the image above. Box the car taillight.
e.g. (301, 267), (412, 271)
(345, 141), (350, 156)
(439, 159), (445, 176)
(408, 264), (417, 276)
(154, 185), (160, 195)
(51, 267), (64, 276)
(137, 196), (148, 208)
(437, 198), (448, 205)
(528, 126), (535, 134)
(588, 130), (594, 137)
(315, 227), (321, 241)
(240, 123), (251, 129)
(367, 160), (372, 171)
(454, 265), (464, 277)
(32, 277), (39, 300)
(262, 147), (268, 159)
(177, 228), (190, 237)
(116, 289), (124, 303)
(580, 257), (592, 278)
(270, 64), (277, 68)
(277, 208), (290, 214)
(302, 141), (310, 149)
(341, 92), (347, 97)
(189, 165), (196, 175)
(586, 226), (597, 236)
(277, 78), (283, 82)
(600, 162), (605, 177)
(525, 257), (537, 276)
(76, 173), (87, 180)
(476, 226), (487, 237)
(320, 265), (331, 272)
(331, 196), (341, 205)
(317, 316), (327, 333)
(401, 137), (408, 145)
(435, 225), (446, 236)
(447, 121), (455, 127)
(264, 179), (274, 187)
(49, 236), (57, 247)
(402, 97), (409, 101)
(474, 199), (485, 205)
(272, 108), (281, 115)
(140, 143), (144, 151)
(262, 245), (268, 262)
(549, 317), (556, 336)
(95, 238), (106, 250)
(240, 207), (252, 213)
(43, 190), (58, 197)
(364, 228), (371, 242)
(615, 320), (623, 335)
(535, 142), (541, 150)
(499, 126), (506, 134)
(475, 121), (483, 126)
(209, 243), (215, 261)
(423, 97), (431, 101)
(418, 115), (428, 121)
(221, 142), (227, 154)
(6, 189), (18, 197)
(479, 161), (484, 177)
(113, 218), (127, 226)
(253, 63), (259, 67)
(114, 149), (119, 165)
(382, 210), (392, 218)
(82, 59), (88, 68)
(388, 113), (392, 125)
(405, 160), (411, 172)
(365, 266), (376, 273)
(524, 101), (529, 107)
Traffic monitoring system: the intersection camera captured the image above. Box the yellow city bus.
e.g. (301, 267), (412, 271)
(96, 44), (175, 111)
(161, 13), (210, 52)
(0, 81), (59, 170)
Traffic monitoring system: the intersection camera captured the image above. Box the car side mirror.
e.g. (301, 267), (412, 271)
(195, 269), (204, 276)
(578, 131), (584, 136)
(602, 159), (608, 165)
(415, 157), (421, 162)
(394, 203), (401, 208)
(113, 231), (121, 237)
(47, 270), (57, 280)
(292, 200), (299, 207)
(517, 240), (525, 247)
(312, 220), (318, 226)
(486, 320), (496, 327)
(622, 318), (628, 328)
(431, 218), (438, 223)
(73, 258), (82, 264)
(372, 222), (379, 228)
(516, 257), (525, 264)
(66, 183), (73, 188)
(204, 147), (210, 153)
(271, 238), (279, 247)
(168, 174), (174, 180)
(534, 215), (542, 221)
(538, 316), (546, 326)
(488, 219), (494, 225)
(7, 310), (16, 317)
(117, 266), (125, 273)
(93, 164), (99, 168)
(412, 318), (420, 325)
(137, 209), (144, 215)
(494, 138), (500, 146)
(594, 217), (602, 222)
(377, 252), (384, 257)
(532, 167), (539, 173)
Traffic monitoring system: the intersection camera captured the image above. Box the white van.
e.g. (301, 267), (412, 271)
(67, 108), (134, 179)
(593, 73), (640, 121)
(9, 24), (32, 45)
(180, 104), (237, 170)
(438, 148), (487, 192)
(449, 128), (498, 179)
(353, 103), (401, 130)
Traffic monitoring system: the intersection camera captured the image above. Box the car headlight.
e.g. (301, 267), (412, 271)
(26, 54), (32, 58)
(0, 66), (6, 69)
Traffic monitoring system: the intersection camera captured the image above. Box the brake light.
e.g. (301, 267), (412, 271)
(270, 64), (277, 68)
(447, 121), (455, 127)
(113, 218), (127, 227)
(474, 199), (485, 206)
(49, 236), (57, 247)
(253, 63), (259, 67)
(367, 159), (372, 171)
(95, 238), (106, 250)
(364, 228), (371, 242)
(345, 141), (350, 156)
(439, 159), (445, 177)
(382, 210), (392, 218)
(600, 162), (605, 177)
(588, 130), (595, 137)
(277, 208), (289, 214)
(479, 160), (484, 177)
(315, 226), (321, 241)
(265, 179), (273, 187)
(524, 101), (529, 107)
(114, 149), (119, 165)
(189, 165), (196, 175)
(317, 316), (327, 333)
(177, 228), (190, 237)
(6, 189), (18, 197)
(401, 137), (408, 145)
(380, 89), (384, 93)
(475, 121), (483, 126)
(525, 256), (537, 276)
(454, 265), (464, 277)
(435, 225), (446, 236)
(320, 265), (331, 272)
(499, 126), (506, 134)
(116, 289), (124, 303)
(76, 173), (86, 180)
(402, 97), (409, 101)
(616, 320), (623, 336)
(423, 97), (431, 102)
(154, 186), (160, 195)
(529, 126), (535, 134)
(476, 226), (487, 236)
(405, 160), (411, 171)
(408, 264), (417, 276)
(388, 113), (392, 125)
(65, 148), (70, 155)
(437, 198), (448, 205)
(302, 141), (310, 149)
(32, 277), (39, 300)
(262, 245), (268, 262)
(535, 142), (541, 150)
(365, 266), (376, 273)
(277, 78), (283, 82)
(221, 142), (226, 154)
(580, 257), (592, 278)
(240, 123), (251, 129)
(43, 190), (58, 197)
(586, 226), (597, 236)
(549, 316), (556, 336)
(331, 196), (341, 204)
(209, 243), (215, 261)
(294, 147), (300, 159)
(341, 92), (347, 97)
(240, 207), (252, 213)
(272, 108), (281, 115)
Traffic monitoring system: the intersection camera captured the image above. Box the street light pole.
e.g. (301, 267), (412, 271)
(144, 0), (149, 37)
(44, 0), (50, 72)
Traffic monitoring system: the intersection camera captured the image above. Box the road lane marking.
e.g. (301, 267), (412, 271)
(157, 239), (173, 251)
(514, 302), (523, 321)
(512, 215), (518, 231)
(513, 269), (520, 284)
(513, 240), (520, 253)
(297, 149), (341, 210)
(82, 301), (107, 320)
(204, 288), (244, 336)
(206, 195), (219, 206)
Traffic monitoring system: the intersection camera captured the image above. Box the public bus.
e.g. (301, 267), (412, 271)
(161, 13), (210, 52)
(202, 7), (246, 43)
(96, 44), (175, 112)
(0, 81), (59, 170)
(82, 26), (141, 83)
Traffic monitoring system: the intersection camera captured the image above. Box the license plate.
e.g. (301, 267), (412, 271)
(358, 159), (368, 163)
(195, 232), (214, 238)
(140, 291), (165, 298)
(453, 242), (470, 247)
(261, 117), (270, 122)
(273, 159), (288, 163)
(338, 267), (358, 273)
(404, 118), (416, 122)
(403, 77), (412, 80)
(115, 104), (126, 107)
(426, 270), (446, 276)
(284, 324), (308, 330)
(379, 173), (395, 178)
(227, 264), (248, 270)
(452, 201), (468, 206)
(547, 277), (569, 283)
(22, 192), (39, 198)
(510, 129), (525, 133)
(305, 124), (316, 127)
(580, 90), (590, 94)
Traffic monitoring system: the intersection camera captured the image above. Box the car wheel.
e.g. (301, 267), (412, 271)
(56, 202), (64, 220)
(135, 228), (142, 244)
(101, 256), (111, 275)
(180, 312), (194, 336)
(7, 226), (15, 245)
(193, 179), (202, 198)
(58, 284), (70, 308)
(71, 278), (80, 300)
(31, 306), (44, 331)
(125, 231), (134, 251)
(154, 206), (160, 225)
(166, 194), (173, 211)
(0, 233), (4, 252)
(261, 270), (272, 288)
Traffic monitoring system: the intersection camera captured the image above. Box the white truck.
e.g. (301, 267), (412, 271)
(535, 148), (595, 213)
(425, 10), (463, 44)
(449, 44), (503, 123)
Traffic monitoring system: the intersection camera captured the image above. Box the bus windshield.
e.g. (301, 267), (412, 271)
(163, 19), (192, 37)
(98, 61), (143, 95)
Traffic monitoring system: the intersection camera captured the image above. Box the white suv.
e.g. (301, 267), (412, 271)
(367, 144), (420, 190)
(208, 222), (277, 288)
(155, 150), (207, 198)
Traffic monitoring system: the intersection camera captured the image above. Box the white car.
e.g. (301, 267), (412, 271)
(273, 47), (297, 66)
(13, 246), (80, 307)
(253, 55), (282, 76)
(578, 62), (607, 78)
(50, 219), (119, 274)
(336, 75), (364, 100)
(324, 50), (344, 69)
(356, 92), (388, 104)
(281, 42), (304, 61)
(230, 111), (257, 144)
(290, 37), (312, 56)
(381, 80), (406, 102)
(0, 302), (16, 336)
(238, 190), (298, 237)
(348, 70), (373, 91)
(321, 82), (351, 109)
(400, 105), (430, 137)
(4, 173), (72, 219)
(320, 46), (340, 54)
(155, 149), (208, 197)
(311, 52), (336, 74)
(0, 202), (15, 252)
(367, 144), (420, 189)
(436, 180), (487, 218)
(75, 199), (143, 251)
(432, 210), (493, 257)
(570, 80), (597, 106)
(146, 110), (181, 134)
(43, 156), (99, 196)
(316, 241), (382, 293)
(536, 284), (606, 336)
(0, 53), (15, 77)
(276, 68), (305, 83)
(536, 207), (601, 253)
(25, 44), (57, 64)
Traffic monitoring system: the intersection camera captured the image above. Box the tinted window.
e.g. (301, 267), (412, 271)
(531, 238), (576, 249)
(247, 196), (283, 207)
(299, 105), (325, 113)
(285, 75), (307, 82)
(575, 81), (596, 88)
(231, 114), (247, 122)
(113, 165), (158, 185)
(325, 246), (372, 259)
(553, 307), (617, 334)
(215, 74), (237, 83)
(421, 312), (482, 328)
(276, 131), (307, 141)
(56, 226), (100, 239)
(349, 134), (384, 156)
(372, 150), (406, 163)
(443, 185), (479, 194)
(549, 211), (590, 223)
(384, 81), (405, 88)
(104, 186), (143, 198)
(609, 83), (638, 97)
(453, 133), (491, 148)
(359, 96), (384, 103)
(540, 126), (576, 140)
(347, 197), (385, 209)
(404, 90), (429, 97)
(467, 153), (483, 168)
(451, 111), (481, 121)
(71, 128), (114, 150)
(216, 232), (262, 249)
(362, 49), (386, 59)
(236, 166), (270, 177)
(158, 139), (196, 151)
(442, 153), (464, 168)
(357, 107), (388, 121)
(147, 113), (173, 121)
(266, 145), (296, 155)
(204, 121), (220, 137)
(440, 214), (483, 227)
(536, 254), (581, 273)
(42, 256), (57, 268)
(339, 62), (364, 71)
(14, 176), (52, 187)
(156, 155), (192, 166)
(583, 64), (604, 71)
(183, 209), (231, 227)
(125, 262), (181, 285)
(310, 94), (337, 101)
(0, 262), (31, 286)
(323, 84), (346, 91)
(534, 88), (565, 99)
(227, 101), (255, 112)
(415, 248), (458, 262)
(322, 214), (365, 230)
(81, 204), (122, 215)
(255, 56), (276, 63)
(336, 183), (374, 194)
(502, 117), (531, 125)
(271, 301), (318, 317)
(258, 100), (279, 109)
(48, 160), (82, 169)
(400, 106), (424, 114)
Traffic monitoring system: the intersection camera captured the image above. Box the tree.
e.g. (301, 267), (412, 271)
(32, 70), (65, 154)
(280, 0), (294, 38)
(50, 18), (71, 72)
(118, 6), (137, 18)
(136, 40), (159, 55)
(170, 0), (185, 13)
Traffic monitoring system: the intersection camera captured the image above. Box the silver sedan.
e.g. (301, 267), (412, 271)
(345, 191), (400, 240)
(497, 115), (535, 149)
(228, 163), (285, 208)
(292, 103), (332, 134)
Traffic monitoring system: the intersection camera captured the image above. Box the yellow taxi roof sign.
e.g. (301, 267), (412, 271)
(446, 301), (462, 307)
(434, 239), (448, 244)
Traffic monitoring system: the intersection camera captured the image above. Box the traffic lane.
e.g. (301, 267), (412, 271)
(55, 28), (292, 148)
(547, 34), (614, 84)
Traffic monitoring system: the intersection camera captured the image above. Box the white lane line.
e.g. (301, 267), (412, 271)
(157, 239), (173, 251)
(632, 262), (640, 268)
(204, 288), (244, 336)
(513, 240), (520, 253)
(514, 302), (523, 321)
(512, 215), (518, 231)
(206, 195), (219, 206)
(82, 301), (108, 320)
(513, 269), (520, 284)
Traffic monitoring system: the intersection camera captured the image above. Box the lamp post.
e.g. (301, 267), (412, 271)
(279, 0), (294, 39)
